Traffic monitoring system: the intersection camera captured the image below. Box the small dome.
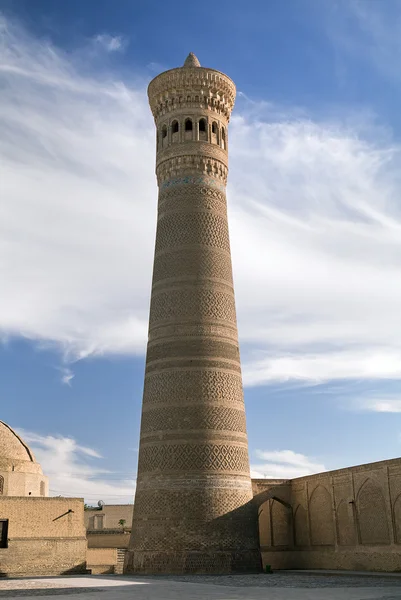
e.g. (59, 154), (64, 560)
(0, 421), (35, 462)
(183, 52), (201, 68)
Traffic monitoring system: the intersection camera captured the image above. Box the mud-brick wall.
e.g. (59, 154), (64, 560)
(254, 457), (401, 572)
(0, 497), (87, 576)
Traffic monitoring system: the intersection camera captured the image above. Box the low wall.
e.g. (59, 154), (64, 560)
(86, 547), (127, 575)
(0, 497), (87, 576)
(254, 457), (401, 572)
(87, 531), (130, 548)
(86, 547), (116, 574)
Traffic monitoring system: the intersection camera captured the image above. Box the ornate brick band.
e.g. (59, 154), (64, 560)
(125, 54), (260, 575)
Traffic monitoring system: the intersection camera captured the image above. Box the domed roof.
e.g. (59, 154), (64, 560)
(183, 52), (201, 67)
(0, 421), (36, 463)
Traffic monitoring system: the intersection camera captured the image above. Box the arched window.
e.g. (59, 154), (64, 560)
(0, 475), (4, 495)
(185, 119), (193, 131)
(172, 121), (179, 134)
(211, 121), (219, 144)
(199, 118), (207, 141)
(161, 124), (168, 149)
(40, 481), (45, 497)
(221, 127), (226, 149)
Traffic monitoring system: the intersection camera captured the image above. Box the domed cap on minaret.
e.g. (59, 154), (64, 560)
(183, 52), (201, 67)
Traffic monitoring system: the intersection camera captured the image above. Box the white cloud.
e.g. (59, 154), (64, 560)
(93, 34), (125, 52)
(351, 395), (401, 413)
(60, 367), (74, 386)
(3, 15), (401, 384)
(251, 449), (326, 479)
(17, 428), (135, 504)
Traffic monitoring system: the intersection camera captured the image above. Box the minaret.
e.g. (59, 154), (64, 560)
(125, 53), (260, 574)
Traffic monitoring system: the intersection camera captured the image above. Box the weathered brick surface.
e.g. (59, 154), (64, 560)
(254, 457), (401, 572)
(126, 53), (259, 574)
(0, 497), (87, 576)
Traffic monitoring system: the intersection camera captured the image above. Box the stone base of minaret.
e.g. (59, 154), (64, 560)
(124, 550), (261, 575)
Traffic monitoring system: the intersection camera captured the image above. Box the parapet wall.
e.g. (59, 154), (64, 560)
(253, 457), (401, 572)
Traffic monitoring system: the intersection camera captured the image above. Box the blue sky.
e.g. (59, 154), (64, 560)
(1, 0), (401, 503)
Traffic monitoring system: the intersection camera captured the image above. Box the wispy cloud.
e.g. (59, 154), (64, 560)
(59, 366), (74, 386)
(17, 428), (135, 504)
(251, 449), (327, 479)
(351, 395), (401, 413)
(324, 0), (401, 85)
(93, 34), (126, 53)
(3, 14), (401, 386)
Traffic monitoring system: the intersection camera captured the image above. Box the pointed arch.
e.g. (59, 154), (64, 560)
(271, 498), (291, 546)
(357, 478), (390, 544)
(309, 485), (334, 546)
(293, 504), (308, 547)
(258, 499), (271, 547)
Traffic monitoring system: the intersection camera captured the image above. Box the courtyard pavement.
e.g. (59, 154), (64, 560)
(0, 573), (401, 599)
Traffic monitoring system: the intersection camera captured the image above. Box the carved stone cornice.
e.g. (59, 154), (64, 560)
(156, 155), (228, 186)
(156, 141), (228, 169)
(148, 67), (236, 122)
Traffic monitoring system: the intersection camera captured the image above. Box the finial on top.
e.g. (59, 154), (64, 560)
(183, 52), (201, 68)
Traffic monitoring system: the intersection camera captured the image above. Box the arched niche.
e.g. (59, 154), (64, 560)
(309, 485), (335, 546)
(356, 478), (390, 545)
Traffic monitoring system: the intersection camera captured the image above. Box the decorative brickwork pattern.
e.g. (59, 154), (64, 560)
(152, 249), (233, 288)
(155, 212), (231, 254)
(133, 489), (252, 520)
(126, 54), (259, 575)
(149, 288), (237, 325)
(144, 359), (242, 374)
(142, 370), (245, 406)
(140, 406), (247, 434)
(138, 443), (250, 474)
(146, 339), (239, 364)
(157, 156), (228, 185)
(132, 518), (256, 552)
(147, 66), (236, 121)
(148, 324), (239, 344)
(158, 185), (226, 214)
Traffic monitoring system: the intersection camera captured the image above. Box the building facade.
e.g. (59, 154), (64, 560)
(0, 421), (48, 497)
(125, 53), (260, 574)
(0, 421), (86, 577)
(85, 504), (133, 549)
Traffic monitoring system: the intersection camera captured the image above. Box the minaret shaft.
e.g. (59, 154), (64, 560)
(125, 55), (260, 574)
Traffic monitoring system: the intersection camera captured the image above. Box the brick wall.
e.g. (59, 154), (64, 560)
(87, 532), (130, 548)
(253, 457), (401, 572)
(0, 497), (87, 576)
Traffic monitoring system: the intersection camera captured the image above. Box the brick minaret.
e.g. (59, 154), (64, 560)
(125, 53), (260, 574)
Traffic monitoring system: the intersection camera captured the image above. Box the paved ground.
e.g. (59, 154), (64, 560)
(0, 574), (400, 599)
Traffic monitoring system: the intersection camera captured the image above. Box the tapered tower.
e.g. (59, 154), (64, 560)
(125, 53), (260, 574)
